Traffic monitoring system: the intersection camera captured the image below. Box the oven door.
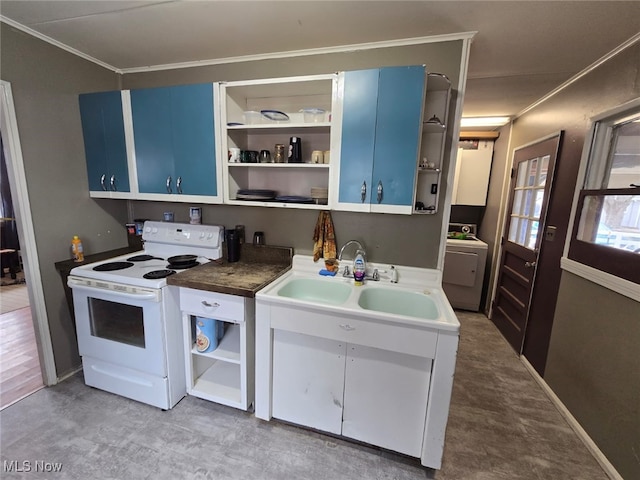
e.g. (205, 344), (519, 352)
(70, 282), (167, 377)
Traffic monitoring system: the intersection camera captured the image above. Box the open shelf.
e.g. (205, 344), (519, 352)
(191, 359), (242, 406)
(191, 323), (241, 364)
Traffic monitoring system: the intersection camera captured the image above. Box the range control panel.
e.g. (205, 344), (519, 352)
(142, 221), (224, 249)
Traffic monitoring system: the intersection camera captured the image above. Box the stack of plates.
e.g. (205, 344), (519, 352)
(311, 187), (329, 205)
(236, 189), (277, 201)
(275, 195), (314, 204)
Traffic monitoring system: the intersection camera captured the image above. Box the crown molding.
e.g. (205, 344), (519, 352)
(0, 16), (122, 73)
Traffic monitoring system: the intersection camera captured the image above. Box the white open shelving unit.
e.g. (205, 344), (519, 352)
(219, 74), (339, 209)
(180, 288), (254, 411)
(414, 73), (452, 214)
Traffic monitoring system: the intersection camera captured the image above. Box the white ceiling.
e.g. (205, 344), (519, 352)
(1, 1), (639, 121)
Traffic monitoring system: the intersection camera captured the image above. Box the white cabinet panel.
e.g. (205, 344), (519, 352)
(442, 250), (478, 287)
(342, 344), (432, 457)
(452, 142), (494, 206)
(272, 329), (346, 434)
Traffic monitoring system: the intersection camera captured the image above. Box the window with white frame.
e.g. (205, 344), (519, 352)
(569, 101), (640, 283)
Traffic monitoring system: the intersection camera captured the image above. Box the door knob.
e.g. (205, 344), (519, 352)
(525, 261), (536, 268)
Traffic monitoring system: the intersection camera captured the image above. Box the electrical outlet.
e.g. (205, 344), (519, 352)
(431, 183), (438, 195)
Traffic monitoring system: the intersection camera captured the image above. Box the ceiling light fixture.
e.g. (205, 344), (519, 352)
(460, 116), (511, 128)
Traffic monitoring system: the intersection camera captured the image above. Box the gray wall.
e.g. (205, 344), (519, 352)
(545, 273), (639, 480)
(1, 25), (465, 377)
(1, 24), (131, 376)
(481, 41), (640, 478)
(124, 41), (465, 267)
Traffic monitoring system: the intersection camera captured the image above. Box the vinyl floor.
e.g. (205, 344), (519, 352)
(0, 311), (608, 479)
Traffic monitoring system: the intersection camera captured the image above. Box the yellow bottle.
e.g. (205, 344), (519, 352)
(71, 235), (84, 262)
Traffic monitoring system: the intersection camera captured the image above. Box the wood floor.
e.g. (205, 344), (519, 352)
(0, 284), (44, 410)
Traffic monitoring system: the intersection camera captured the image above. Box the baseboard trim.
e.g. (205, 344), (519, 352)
(57, 366), (83, 384)
(521, 357), (623, 480)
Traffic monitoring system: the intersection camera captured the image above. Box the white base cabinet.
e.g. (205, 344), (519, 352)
(342, 343), (431, 457)
(180, 288), (254, 410)
(256, 300), (457, 468)
(272, 330), (431, 457)
(272, 330), (345, 434)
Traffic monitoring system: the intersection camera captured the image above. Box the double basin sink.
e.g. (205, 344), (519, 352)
(277, 277), (440, 320)
(257, 255), (459, 331)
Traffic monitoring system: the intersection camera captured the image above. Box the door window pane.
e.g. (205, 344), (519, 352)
(523, 190), (534, 216)
(537, 155), (550, 186)
(527, 158), (538, 186)
(528, 221), (539, 249)
(513, 190), (524, 215)
(517, 161), (528, 187)
(534, 190), (544, 217)
(508, 218), (520, 243)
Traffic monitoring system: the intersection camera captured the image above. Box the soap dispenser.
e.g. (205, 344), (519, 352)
(353, 249), (367, 286)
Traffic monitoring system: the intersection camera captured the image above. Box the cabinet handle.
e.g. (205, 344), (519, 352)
(110, 174), (117, 192)
(166, 176), (172, 194)
(176, 176), (182, 194)
(339, 324), (356, 331)
(525, 261), (536, 268)
(201, 301), (220, 308)
(100, 174), (107, 191)
(377, 180), (383, 203)
(360, 181), (367, 203)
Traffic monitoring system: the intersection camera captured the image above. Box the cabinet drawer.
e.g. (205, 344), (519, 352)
(180, 288), (244, 322)
(269, 304), (437, 359)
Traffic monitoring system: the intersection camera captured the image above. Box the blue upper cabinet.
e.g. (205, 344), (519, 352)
(130, 83), (219, 199)
(337, 66), (425, 214)
(338, 69), (379, 205)
(79, 91), (130, 196)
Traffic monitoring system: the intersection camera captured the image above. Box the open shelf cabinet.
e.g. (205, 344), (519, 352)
(219, 74), (338, 209)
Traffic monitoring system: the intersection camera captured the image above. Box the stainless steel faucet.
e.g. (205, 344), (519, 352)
(337, 240), (364, 261)
(338, 240), (365, 277)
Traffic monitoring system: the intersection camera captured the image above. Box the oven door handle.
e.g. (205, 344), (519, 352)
(67, 278), (161, 302)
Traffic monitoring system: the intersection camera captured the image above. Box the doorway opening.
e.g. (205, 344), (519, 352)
(0, 134), (43, 409)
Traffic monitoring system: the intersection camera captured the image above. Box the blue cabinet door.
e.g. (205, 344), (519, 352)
(371, 66), (424, 206)
(338, 69), (378, 204)
(79, 91), (130, 192)
(130, 87), (175, 194)
(170, 84), (217, 196)
(339, 66), (424, 208)
(131, 84), (217, 196)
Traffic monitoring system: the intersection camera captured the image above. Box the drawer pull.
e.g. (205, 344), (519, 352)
(201, 301), (220, 308)
(339, 324), (356, 331)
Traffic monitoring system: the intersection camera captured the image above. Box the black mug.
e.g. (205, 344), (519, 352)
(253, 231), (265, 245)
(226, 229), (241, 262)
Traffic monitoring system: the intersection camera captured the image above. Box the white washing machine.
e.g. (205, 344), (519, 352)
(442, 224), (488, 311)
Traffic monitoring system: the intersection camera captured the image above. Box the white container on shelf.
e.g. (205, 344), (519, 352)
(243, 110), (262, 124)
(300, 107), (326, 123)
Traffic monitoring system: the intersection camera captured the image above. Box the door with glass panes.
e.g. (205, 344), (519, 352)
(491, 134), (561, 353)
